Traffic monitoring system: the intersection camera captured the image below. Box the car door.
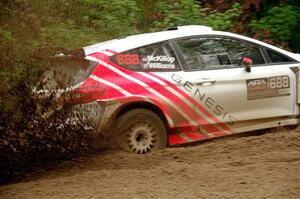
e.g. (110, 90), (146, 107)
(172, 36), (296, 127)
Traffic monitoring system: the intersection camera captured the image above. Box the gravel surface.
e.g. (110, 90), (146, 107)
(1, 128), (300, 199)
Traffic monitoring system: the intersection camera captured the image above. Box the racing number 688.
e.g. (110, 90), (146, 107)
(269, 76), (289, 89)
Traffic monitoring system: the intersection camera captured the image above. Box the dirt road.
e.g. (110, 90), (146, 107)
(1, 128), (300, 199)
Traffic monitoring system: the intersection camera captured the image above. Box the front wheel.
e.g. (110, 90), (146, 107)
(115, 109), (167, 154)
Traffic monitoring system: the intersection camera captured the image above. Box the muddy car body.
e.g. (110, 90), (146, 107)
(38, 25), (300, 154)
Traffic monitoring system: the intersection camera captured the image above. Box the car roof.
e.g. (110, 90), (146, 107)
(83, 25), (213, 54)
(83, 25), (300, 61)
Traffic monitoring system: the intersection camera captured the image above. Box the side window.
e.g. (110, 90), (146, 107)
(176, 37), (266, 70)
(267, 49), (294, 63)
(110, 42), (181, 71)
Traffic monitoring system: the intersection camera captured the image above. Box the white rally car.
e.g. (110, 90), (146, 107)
(44, 25), (300, 154)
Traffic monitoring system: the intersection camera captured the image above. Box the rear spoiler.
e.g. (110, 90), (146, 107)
(83, 39), (116, 55)
(52, 48), (85, 59)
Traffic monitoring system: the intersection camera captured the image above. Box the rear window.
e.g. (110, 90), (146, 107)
(110, 42), (181, 72)
(39, 56), (97, 89)
(266, 49), (294, 63)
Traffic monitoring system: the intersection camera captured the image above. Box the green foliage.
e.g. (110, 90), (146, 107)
(152, 1), (241, 31)
(82, 0), (142, 38)
(0, 28), (14, 41)
(251, 5), (300, 41)
(32, 0), (242, 46)
(28, 0), (85, 23)
(152, 0), (205, 29)
(41, 22), (104, 48)
(205, 3), (242, 30)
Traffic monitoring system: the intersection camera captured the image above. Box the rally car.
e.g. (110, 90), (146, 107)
(38, 25), (300, 154)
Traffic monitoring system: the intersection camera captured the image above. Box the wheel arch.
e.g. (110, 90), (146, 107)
(114, 101), (171, 131)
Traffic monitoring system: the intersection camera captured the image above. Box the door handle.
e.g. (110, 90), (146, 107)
(193, 78), (216, 86)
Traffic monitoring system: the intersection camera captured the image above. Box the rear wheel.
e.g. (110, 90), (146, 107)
(115, 109), (167, 154)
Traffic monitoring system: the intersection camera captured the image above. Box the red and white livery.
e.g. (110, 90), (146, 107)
(55, 26), (300, 153)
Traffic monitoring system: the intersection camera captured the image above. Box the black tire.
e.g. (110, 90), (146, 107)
(115, 109), (167, 154)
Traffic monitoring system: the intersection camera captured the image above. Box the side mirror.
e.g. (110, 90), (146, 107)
(243, 57), (253, 73)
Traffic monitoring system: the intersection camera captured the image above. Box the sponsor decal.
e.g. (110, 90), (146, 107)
(143, 62), (175, 69)
(142, 55), (175, 63)
(114, 54), (176, 69)
(142, 55), (176, 69)
(246, 75), (290, 100)
(171, 74), (237, 126)
(116, 54), (140, 65)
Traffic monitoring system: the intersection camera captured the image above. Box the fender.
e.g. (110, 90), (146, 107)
(97, 96), (174, 129)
